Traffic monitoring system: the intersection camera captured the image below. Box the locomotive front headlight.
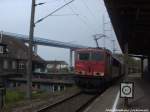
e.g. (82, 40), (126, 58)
(76, 71), (82, 74)
(82, 71), (85, 75)
(93, 72), (100, 76)
(100, 72), (104, 76)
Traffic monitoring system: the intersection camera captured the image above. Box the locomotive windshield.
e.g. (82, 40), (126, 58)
(91, 52), (104, 61)
(78, 53), (90, 60)
(78, 52), (104, 61)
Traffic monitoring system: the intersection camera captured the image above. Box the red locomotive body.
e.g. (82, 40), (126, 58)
(74, 48), (123, 91)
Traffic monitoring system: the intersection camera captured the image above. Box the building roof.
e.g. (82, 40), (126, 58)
(0, 35), (45, 63)
(46, 60), (68, 65)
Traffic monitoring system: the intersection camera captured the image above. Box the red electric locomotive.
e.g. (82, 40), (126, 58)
(74, 48), (123, 91)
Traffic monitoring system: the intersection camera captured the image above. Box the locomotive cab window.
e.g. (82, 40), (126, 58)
(78, 53), (90, 60)
(91, 52), (104, 61)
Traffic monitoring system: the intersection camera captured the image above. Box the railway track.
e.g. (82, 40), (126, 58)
(37, 92), (99, 112)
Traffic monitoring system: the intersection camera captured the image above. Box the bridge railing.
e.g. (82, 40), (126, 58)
(2, 31), (88, 49)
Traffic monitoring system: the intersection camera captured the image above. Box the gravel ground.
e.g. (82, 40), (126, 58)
(43, 93), (95, 112)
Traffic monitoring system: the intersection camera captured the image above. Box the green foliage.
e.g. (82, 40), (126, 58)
(5, 89), (48, 104)
(5, 89), (25, 104)
(32, 90), (45, 99)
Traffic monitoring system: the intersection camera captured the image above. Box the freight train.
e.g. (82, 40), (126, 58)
(74, 48), (124, 91)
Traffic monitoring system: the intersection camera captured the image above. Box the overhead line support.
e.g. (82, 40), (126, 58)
(27, 0), (36, 100)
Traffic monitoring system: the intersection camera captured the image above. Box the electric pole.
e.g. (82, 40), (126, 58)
(27, 0), (36, 99)
(26, 0), (75, 99)
(102, 14), (105, 48)
(111, 39), (115, 54)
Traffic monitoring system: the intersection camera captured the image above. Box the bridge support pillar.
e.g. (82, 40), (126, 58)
(69, 49), (73, 71)
(33, 44), (38, 55)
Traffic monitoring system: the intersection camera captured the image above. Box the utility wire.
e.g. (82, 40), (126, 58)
(35, 2), (46, 6)
(74, 0), (97, 33)
(80, 0), (97, 20)
(80, 0), (99, 32)
(50, 14), (79, 16)
(35, 0), (75, 25)
(63, 0), (96, 34)
(37, 0), (59, 4)
(64, 0), (77, 15)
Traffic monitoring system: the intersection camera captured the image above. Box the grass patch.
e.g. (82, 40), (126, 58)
(5, 89), (25, 104)
(3, 86), (77, 112)
(32, 90), (47, 99)
(5, 89), (47, 104)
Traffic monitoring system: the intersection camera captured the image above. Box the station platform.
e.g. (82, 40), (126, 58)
(83, 73), (150, 112)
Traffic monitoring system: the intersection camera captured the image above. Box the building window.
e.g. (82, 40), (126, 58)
(18, 62), (25, 69)
(37, 84), (40, 89)
(17, 83), (21, 87)
(3, 60), (8, 69)
(12, 61), (16, 69)
(32, 84), (35, 88)
(13, 82), (16, 87)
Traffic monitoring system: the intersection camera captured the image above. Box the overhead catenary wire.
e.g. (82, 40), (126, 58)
(35, 0), (75, 25)
(37, 0), (59, 5)
(50, 14), (79, 16)
(63, 0), (97, 34)
(80, 0), (97, 29)
(63, 0), (78, 16)
(80, 0), (97, 21)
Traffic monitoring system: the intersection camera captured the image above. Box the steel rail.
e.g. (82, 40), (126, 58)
(37, 92), (83, 112)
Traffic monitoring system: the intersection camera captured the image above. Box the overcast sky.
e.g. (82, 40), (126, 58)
(0, 0), (121, 64)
